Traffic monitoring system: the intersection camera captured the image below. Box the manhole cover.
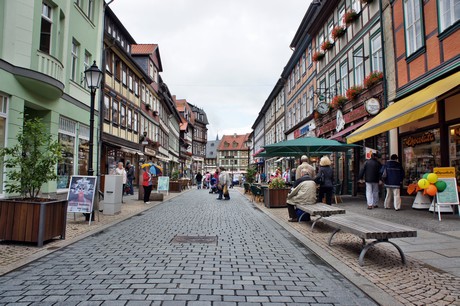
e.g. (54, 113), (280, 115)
(171, 235), (218, 244)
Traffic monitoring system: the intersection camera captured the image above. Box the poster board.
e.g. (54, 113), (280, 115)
(157, 176), (170, 194)
(67, 176), (97, 213)
(435, 177), (459, 205)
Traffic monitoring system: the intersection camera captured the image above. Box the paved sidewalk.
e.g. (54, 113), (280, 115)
(0, 187), (459, 305)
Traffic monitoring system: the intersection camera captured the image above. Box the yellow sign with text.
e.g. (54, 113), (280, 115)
(433, 167), (456, 178)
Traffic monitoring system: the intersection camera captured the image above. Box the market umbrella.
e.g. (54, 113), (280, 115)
(263, 137), (359, 156)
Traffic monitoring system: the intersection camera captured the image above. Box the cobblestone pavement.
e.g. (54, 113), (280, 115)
(0, 189), (376, 305)
(251, 194), (460, 306)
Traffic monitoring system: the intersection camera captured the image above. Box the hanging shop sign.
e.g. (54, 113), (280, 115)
(144, 147), (157, 156)
(365, 98), (381, 115)
(336, 110), (345, 132)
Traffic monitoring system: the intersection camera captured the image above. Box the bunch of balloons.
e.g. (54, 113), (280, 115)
(417, 173), (447, 196)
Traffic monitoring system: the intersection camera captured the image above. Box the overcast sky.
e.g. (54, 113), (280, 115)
(109, 0), (311, 139)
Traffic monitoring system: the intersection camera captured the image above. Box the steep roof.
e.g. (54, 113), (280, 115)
(218, 133), (251, 151)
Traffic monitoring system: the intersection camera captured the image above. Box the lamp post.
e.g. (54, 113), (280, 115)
(84, 61), (103, 176)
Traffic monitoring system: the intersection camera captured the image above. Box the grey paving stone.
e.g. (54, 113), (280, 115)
(0, 190), (377, 305)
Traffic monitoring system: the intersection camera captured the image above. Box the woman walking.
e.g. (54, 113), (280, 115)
(315, 156), (334, 205)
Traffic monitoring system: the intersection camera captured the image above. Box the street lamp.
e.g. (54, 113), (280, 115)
(84, 61), (103, 176)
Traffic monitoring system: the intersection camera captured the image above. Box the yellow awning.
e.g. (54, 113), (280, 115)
(347, 71), (460, 144)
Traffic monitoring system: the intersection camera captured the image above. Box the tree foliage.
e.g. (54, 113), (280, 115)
(0, 117), (62, 199)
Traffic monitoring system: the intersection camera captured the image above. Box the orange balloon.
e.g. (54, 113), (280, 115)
(426, 184), (437, 196)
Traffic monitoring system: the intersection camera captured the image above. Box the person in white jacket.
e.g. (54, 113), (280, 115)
(217, 167), (232, 200)
(286, 168), (317, 222)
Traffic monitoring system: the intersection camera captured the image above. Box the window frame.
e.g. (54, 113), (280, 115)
(353, 47), (365, 86)
(438, 0), (460, 33)
(71, 39), (79, 82)
(403, 0), (424, 57)
(370, 31), (383, 72)
(40, 2), (53, 54)
(340, 61), (349, 95)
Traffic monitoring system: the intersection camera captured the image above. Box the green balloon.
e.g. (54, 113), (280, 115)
(423, 173), (430, 179)
(435, 181), (447, 192)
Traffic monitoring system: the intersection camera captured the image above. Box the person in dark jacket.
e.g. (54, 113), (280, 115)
(359, 153), (382, 209)
(315, 156), (334, 205)
(381, 154), (405, 210)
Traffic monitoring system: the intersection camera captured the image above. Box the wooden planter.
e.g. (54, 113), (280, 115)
(264, 188), (290, 208)
(169, 181), (182, 193)
(0, 198), (68, 247)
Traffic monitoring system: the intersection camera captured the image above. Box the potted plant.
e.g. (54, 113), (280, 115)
(331, 95), (348, 109)
(264, 177), (290, 208)
(312, 51), (325, 62)
(364, 71), (384, 89)
(331, 25), (346, 40)
(321, 40), (334, 51)
(0, 117), (67, 247)
(169, 170), (182, 192)
(343, 9), (359, 25)
(346, 85), (364, 101)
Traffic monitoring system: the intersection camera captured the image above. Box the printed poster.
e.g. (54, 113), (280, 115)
(67, 176), (97, 213)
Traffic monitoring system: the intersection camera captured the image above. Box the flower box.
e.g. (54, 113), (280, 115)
(346, 85), (364, 101)
(264, 188), (290, 208)
(331, 95), (348, 109)
(331, 26), (346, 40)
(321, 40), (334, 51)
(364, 71), (384, 89)
(312, 51), (325, 62)
(343, 10), (359, 25)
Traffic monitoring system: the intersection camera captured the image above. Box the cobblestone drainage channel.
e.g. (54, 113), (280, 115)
(171, 235), (218, 245)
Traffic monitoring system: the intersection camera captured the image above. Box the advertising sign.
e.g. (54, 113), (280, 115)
(67, 176), (97, 213)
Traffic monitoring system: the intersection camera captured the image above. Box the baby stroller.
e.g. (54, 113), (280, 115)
(209, 177), (218, 194)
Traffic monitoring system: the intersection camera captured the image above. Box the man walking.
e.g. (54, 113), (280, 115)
(381, 154), (405, 210)
(359, 153), (382, 209)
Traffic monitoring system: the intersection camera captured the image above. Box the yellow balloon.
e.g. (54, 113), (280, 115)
(418, 178), (430, 189)
(427, 173), (438, 184)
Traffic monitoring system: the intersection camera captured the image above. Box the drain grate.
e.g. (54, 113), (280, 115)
(171, 235), (218, 244)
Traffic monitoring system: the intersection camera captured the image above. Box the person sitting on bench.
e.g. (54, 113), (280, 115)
(286, 168), (317, 222)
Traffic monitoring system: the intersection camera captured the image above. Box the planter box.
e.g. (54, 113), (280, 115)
(264, 188), (290, 208)
(0, 199), (68, 247)
(169, 181), (182, 193)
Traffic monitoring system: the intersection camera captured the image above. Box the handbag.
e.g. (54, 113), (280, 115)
(315, 172), (324, 184)
(223, 184), (229, 196)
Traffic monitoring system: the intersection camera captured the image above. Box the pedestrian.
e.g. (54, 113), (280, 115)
(295, 155), (316, 179)
(141, 164), (152, 204)
(217, 167), (232, 200)
(204, 171), (211, 189)
(195, 171), (203, 189)
(283, 167), (291, 185)
(359, 153), (382, 209)
(286, 168), (317, 222)
(315, 156), (334, 205)
(125, 161), (135, 195)
(381, 154), (405, 211)
(115, 161), (127, 202)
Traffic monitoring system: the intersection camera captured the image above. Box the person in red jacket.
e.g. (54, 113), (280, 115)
(142, 164), (152, 204)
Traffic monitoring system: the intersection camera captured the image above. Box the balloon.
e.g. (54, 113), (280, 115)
(435, 180), (447, 192)
(418, 179), (430, 189)
(425, 184), (437, 196)
(422, 173), (430, 179)
(427, 173), (438, 184)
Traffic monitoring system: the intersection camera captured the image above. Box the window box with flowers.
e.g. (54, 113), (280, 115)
(321, 40), (334, 51)
(330, 95), (348, 109)
(364, 71), (383, 89)
(331, 26), (347, 40)
(346, 85), (364, 101)
(343, 10), (359, 25)
(312, 51), (325, 62)
(264, 177), (290, 208)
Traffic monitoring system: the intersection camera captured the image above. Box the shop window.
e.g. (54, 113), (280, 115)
(402, 128), (441, 187)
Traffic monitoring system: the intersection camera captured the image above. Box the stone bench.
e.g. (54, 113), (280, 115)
(321, 214), (417, 266)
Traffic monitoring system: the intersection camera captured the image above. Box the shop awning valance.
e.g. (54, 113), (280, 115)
(347, 71), (460, 144)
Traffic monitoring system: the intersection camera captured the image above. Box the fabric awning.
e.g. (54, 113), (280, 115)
(347, 71), (460, 144)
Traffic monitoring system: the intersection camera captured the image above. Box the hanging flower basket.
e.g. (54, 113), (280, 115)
(343, 10), (359, 25)
(321, 40), (334, 51)
(364, 71), (384, 88)
(331, 26), (347, 40)
(330, 95), (348, 109)
(312, 51), (325, 62)
(346, 85), (364, 101)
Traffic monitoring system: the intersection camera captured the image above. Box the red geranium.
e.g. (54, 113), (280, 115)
(330, 95), (348, 109)
(364, 71), (384, 88)
(346, 85), (364, 101)
(321, 40), (334, 51)
(312, 51), (325, 62)
(343, 10), (358, 25)
(331, 26), (346, 40)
